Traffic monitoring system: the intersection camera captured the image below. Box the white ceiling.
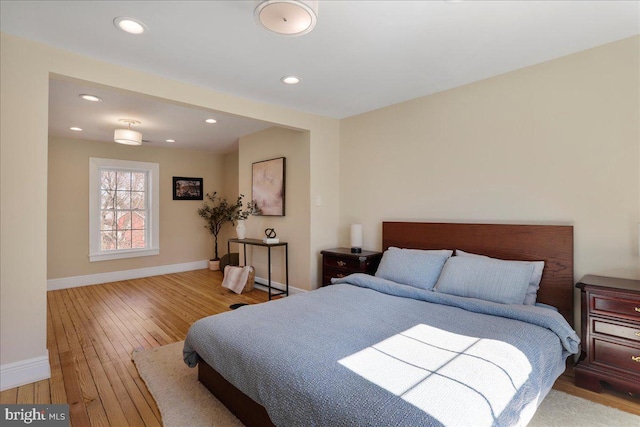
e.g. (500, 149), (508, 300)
(2, 1), (639, 151)
(48, 77), (272, 152)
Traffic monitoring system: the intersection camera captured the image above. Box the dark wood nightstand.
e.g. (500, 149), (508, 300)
(574, 275), (640, 395)
(320, 248), (382, 287)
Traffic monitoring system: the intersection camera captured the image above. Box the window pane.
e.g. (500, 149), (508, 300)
(101, 231), (116, 250)
(116, 171), (131, 190)
(132, 230), (146, 249)
(101, 190), (115, 209)
(132, 172), (146, 191)
(117, 230), (132, 249)
(115, 190), (131, 209)
(100, 170), (116, 190)
(116, 211), (131, 230)
(131, 191), (145, 210)
(91, 159), (157, 260)
(131, 211), (145, 230)
(100, 211), (115, 230)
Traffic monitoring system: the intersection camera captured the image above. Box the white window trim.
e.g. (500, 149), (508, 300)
(89, 157), (160, 262)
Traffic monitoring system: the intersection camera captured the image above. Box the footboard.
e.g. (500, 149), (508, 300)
(197, 355), (275, 427)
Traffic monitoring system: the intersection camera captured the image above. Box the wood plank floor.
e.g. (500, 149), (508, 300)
(1, 269), (638, 426)
(0, 269), (268, 427)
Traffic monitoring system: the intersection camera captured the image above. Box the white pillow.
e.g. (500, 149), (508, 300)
(456, 250), (544, 305)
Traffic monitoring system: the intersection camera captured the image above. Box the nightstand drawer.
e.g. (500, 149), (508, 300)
(593, 318), (640, 343)
(323, 255), (362, 270)
(324, 267), (352, 281)
(592, 338), (640, 372)
(592, 295), (640, 320)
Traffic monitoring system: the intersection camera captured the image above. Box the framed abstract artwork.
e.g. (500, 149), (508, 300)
(252, 157), (286, 216)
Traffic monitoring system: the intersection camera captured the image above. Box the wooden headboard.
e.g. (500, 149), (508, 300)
(382, 222), (574, 325)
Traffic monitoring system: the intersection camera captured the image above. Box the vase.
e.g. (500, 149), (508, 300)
(236, 220), (246, 239)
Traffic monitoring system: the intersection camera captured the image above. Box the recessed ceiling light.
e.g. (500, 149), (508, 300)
(79, 94), (102, 102)
(205, 118), (218, 124)
(113, 17), (146, 35)
(281, 76), (301, 85)
(69, 127), (83, 132)
(166, 139), (175, 143)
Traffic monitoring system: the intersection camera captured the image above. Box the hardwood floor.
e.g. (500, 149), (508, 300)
(0, 269), (268, 427)
(1, 269), (638, 426)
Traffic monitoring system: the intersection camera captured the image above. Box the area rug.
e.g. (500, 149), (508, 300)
(133, 341), (242, 427)
(133, 341), (639, 427)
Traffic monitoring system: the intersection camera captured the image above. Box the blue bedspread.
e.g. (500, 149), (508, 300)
(184, 274), (580, 426)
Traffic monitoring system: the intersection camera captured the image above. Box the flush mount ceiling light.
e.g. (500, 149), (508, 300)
(113, 17), (147, 35)
(79, 94), (102, 102)
(254, 1), (318, 36)
(166, 139), (175, 143)
(114, 119), (142, 146)
(281, 75), (301, 85)
(205, 118), (218, 124)
(69, 127), (83, 132)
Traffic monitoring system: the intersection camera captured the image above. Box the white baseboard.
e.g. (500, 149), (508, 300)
(47, 262), (308, 294)
(254, 276), (306, 295)
(47, 260), (209, 291)
(0, 352), (50, 391)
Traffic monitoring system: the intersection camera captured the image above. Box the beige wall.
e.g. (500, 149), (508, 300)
(1, 35), (49, 370)
(1, 33), (340, 369)
(340, 36), (640, 281)
(47, 137), (225, 279)
(218, 150), (241, 255)
(238, 127), (312, 290)
(222, 150), (240, 201)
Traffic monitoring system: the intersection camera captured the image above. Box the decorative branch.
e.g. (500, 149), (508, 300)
(197, 192), (259, 260)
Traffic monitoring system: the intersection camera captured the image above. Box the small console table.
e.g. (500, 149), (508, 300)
(227, 238), (289, 300)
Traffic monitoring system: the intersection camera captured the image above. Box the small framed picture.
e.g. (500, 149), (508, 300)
(173, 177), (203, 200)
(252, 157), (285, 216)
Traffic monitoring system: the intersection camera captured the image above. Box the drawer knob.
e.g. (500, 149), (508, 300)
(337, 261), (347, 267)
(636, 332), (640, 337)
(632, 356), (640, 363)
(335, 273), (345, 278)
(636, 307), (640, 313)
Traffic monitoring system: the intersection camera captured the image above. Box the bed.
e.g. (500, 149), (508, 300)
(183, 222), (578, 426)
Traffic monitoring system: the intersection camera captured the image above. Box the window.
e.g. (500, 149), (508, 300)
(89, 158), (159, 262)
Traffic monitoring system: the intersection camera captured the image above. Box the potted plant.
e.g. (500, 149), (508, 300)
(198, 192), (237, 270)
(198, 192), (258, 270)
